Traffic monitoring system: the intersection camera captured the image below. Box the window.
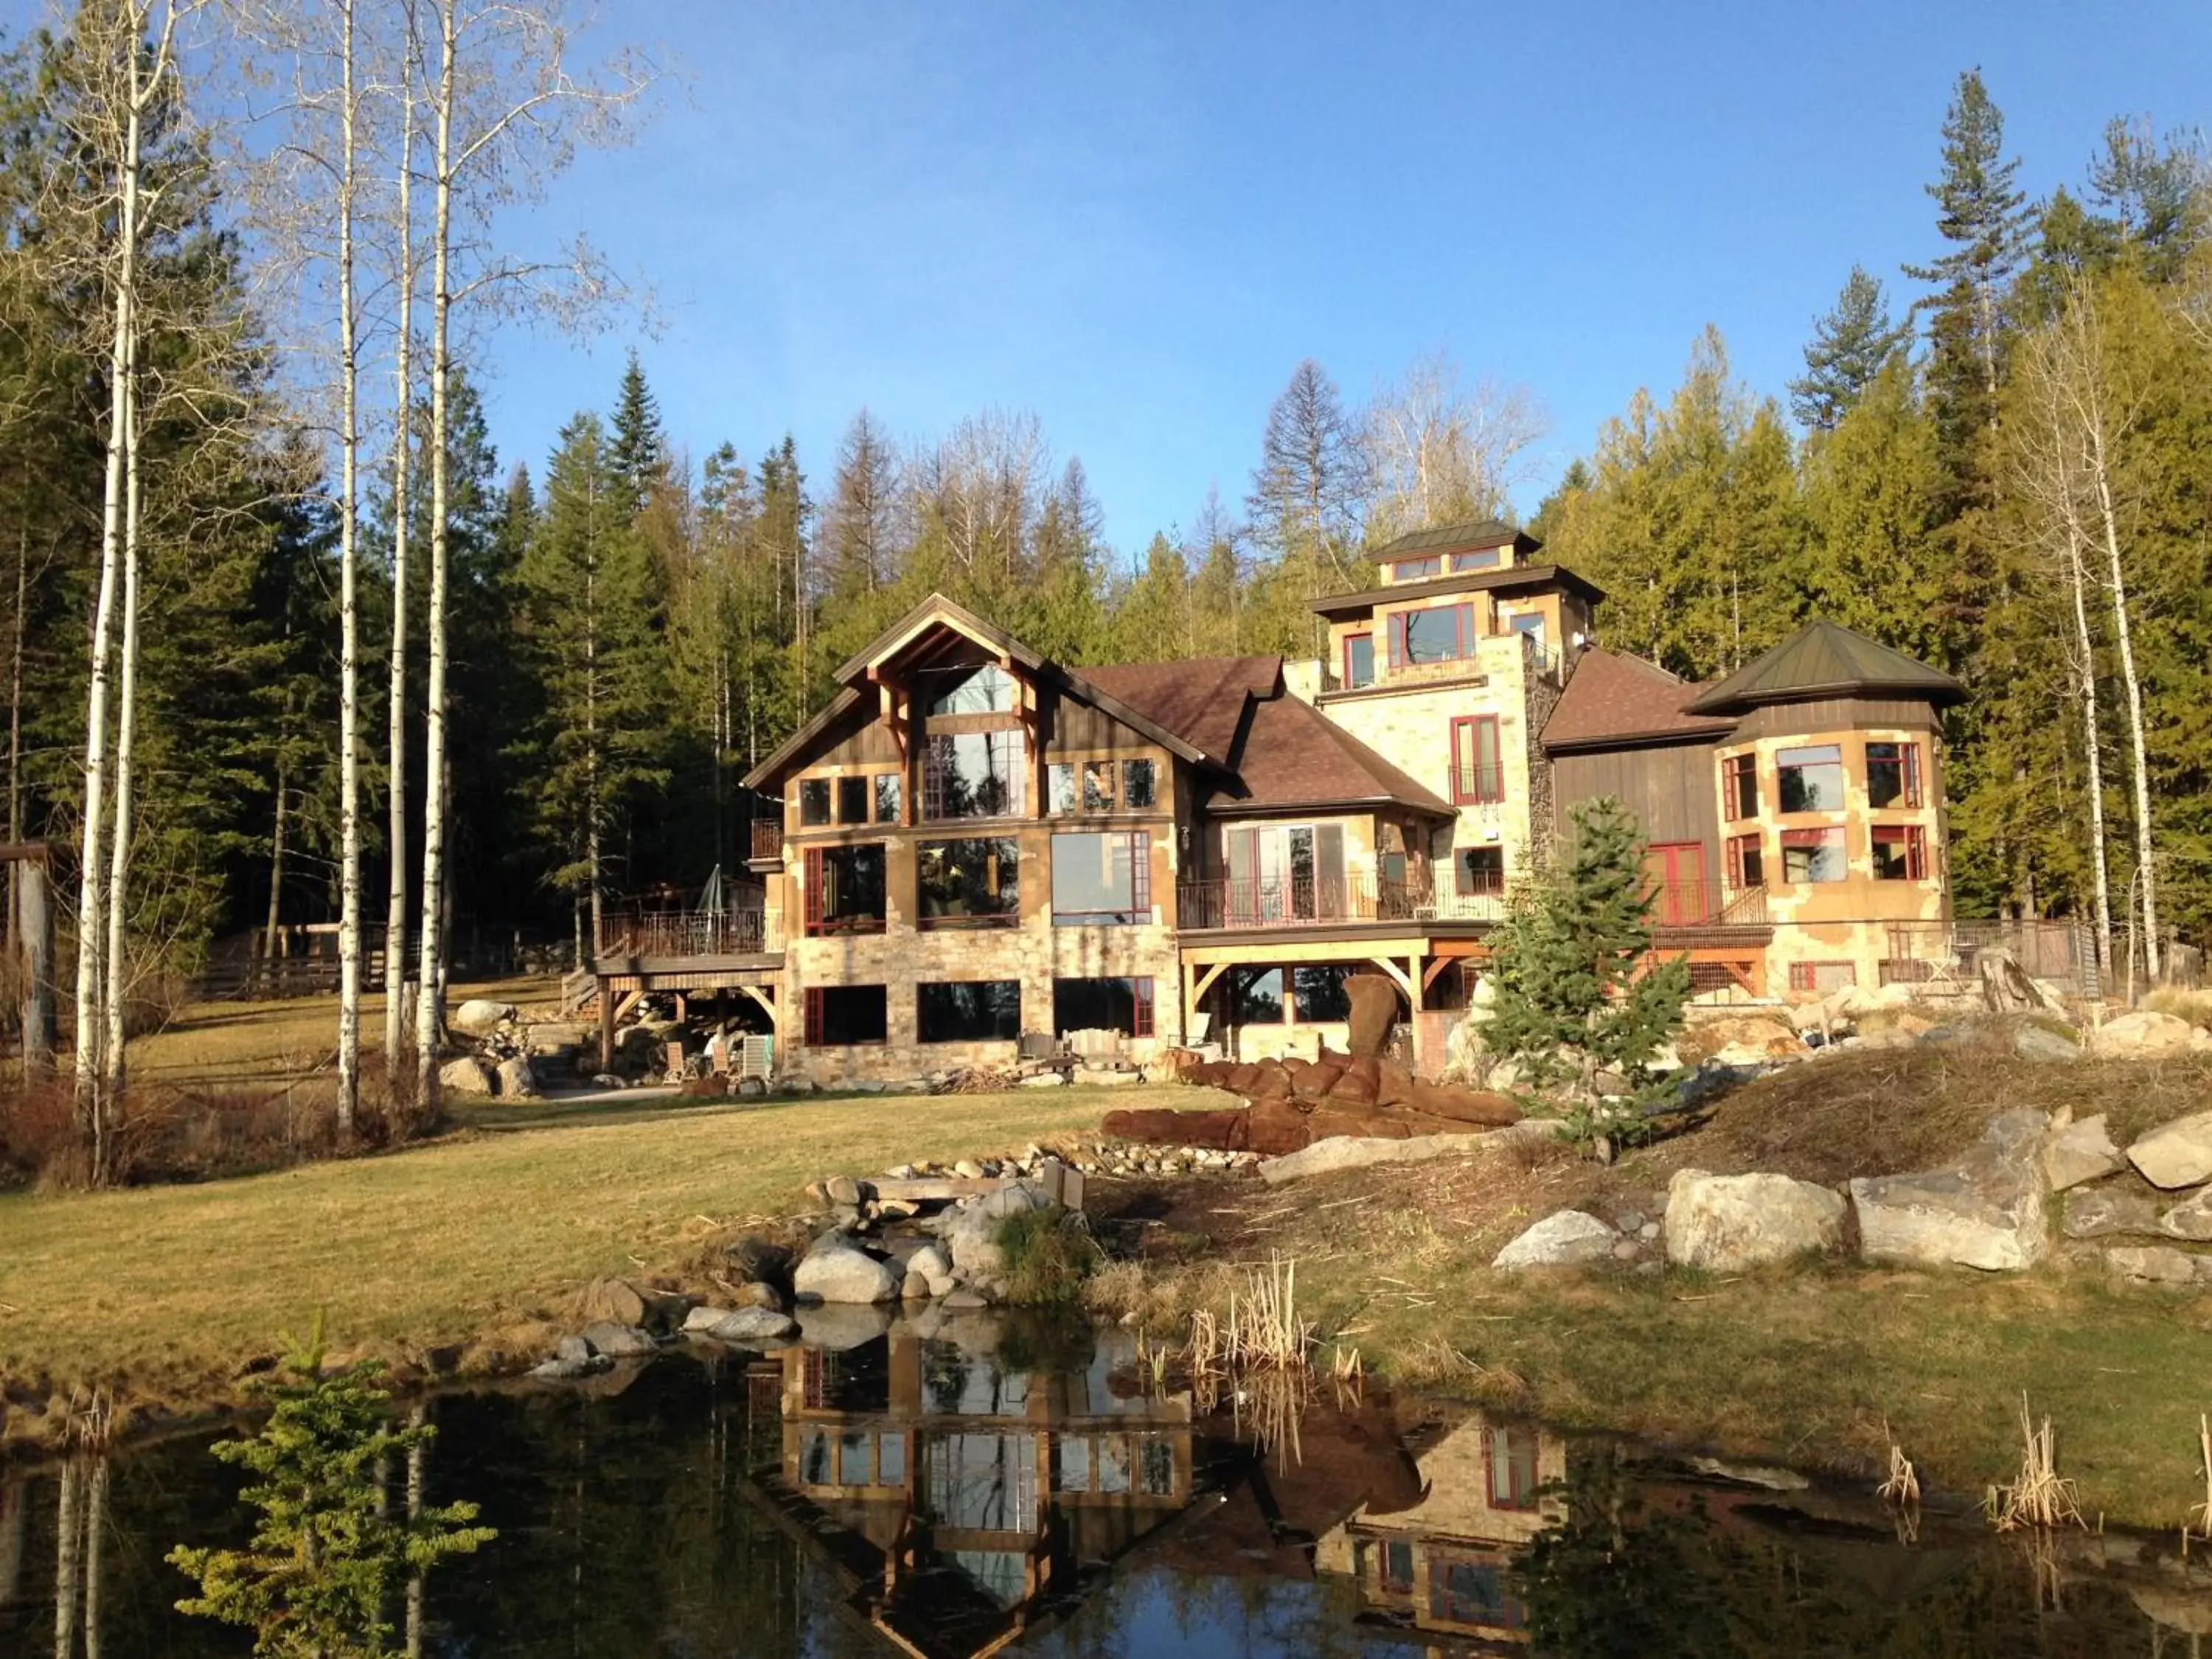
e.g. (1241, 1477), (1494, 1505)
(1082, 759), (1113, 811)
(1292, 965), (1352, 1023)
(1722, 753), (1758, 821)
(1789, 961), (1857, 994)
(799, 779), (832, 826)
(837, 776), (869, 825)
(918, 838), (1019, 928)
(1450, 714), (1503, 804)
(1867, 741), (1923, 809)
(1484, 1427), (1540, 1511)
(1053, 975), (1154, 1037)
(1458, 846), (1505, 895)
(921, 662), (1016, 715)
(1871, 824), (1928, 880)
(1232, 967), (1284, 1024)
(801, 845), (886, 935)
(1051, 831), (1150, 925)
(1508, 611), (1547, 653)
(1381, 1539), (1414, 1593)
(917, 981), (1020, 1043)
(1726, 832), (1764, 889)
(923, 730), (1025, 819)
(1430, 1557), (1522, 1631)
(1449, 546), (1503, 572)
(1388, 555), (1442, 581)
(804, 984), (887, 1046)
(1343, 632), (1374, 689)
(1048, 763), (1077, 815)
(874, 773), (902, 823)
(1780, 827), (1846, 884)
(1121, 759), (1156, 809)
(1390, 602), (1475, 667)
(1777, 743), (1845, 813)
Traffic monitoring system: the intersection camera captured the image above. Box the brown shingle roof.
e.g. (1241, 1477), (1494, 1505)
(1081, 655), (1280, 765)
(1221, 692), (1455, 818)
(1310, 560), (1606, 618)
(1370, 518), (1540, 561)
(1542, 647), (1737, 752)
(1683, 620), (1966, 714)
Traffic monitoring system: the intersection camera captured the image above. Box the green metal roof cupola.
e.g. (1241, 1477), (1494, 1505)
(1683, 619), (1965, 716)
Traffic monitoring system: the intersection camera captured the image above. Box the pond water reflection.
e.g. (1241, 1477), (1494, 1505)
(3, 1307), (2208, 1655)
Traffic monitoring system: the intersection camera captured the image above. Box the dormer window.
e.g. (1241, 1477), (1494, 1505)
(921, 661), (1017, 715)
(1388, 556), (1442, 582)
(1449, 546), (1503, 572)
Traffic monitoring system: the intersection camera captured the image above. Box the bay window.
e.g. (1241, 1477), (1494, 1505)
(1871, 824), (1927, 880)
(1780, 827), (1846, 883)
(1777, 744), (1845, 813)
(1867, 741), (1923, 809)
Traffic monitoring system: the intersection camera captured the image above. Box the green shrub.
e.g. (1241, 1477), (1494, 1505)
(994, 1207), (1099, 1306)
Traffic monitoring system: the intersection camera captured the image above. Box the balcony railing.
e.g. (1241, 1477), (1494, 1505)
(1175, 874), (1509, 931)
(1649, 881), (1767, 928)
(749, 818), (784, 860)
(1451, 765), (1507, 806)
(596, 908), (769, 960)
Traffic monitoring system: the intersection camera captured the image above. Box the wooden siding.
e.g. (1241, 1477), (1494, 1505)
(1730, 697), (1942, 740)
(1552, 738), (1721, 851)
(807, 706), (902, 768)
(1046, 692), (1168, 756)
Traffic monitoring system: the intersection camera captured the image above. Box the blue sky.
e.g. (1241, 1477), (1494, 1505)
(476, 0), (2210, 565)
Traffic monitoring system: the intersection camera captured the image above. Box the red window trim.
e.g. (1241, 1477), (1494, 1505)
(1343, 630), (1374, 687)
(1450, 714), (1503, 804)
(1722, 753), (1758, 821)
(1133, 976), (1155, 1038)
(1388, 602), (1475, 669)
(1789, 961), (1858, 993)
(1905, 742), (1924, 808)
(1725, 832), (1762, 888)
(1871, 824), (1927, 880)
(1779, 827), (1842, 849)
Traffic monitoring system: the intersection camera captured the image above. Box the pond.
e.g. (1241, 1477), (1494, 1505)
(1, 1305), (2205, 1656)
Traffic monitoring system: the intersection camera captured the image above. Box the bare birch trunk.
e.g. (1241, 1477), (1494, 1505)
(262, 759), (286, 959)
(2059, 504), (2113, 977)
(413, 4), (456, 1110)
(80, 1459), (106, 1659)
(384, 46), (417, 1082)
(52, 1458), (80, 1659)
(2089, 447), (2160, 981)
(334, 0), (362, 1135)
(99, 243), (142, 1110)
(72, 39), (142, 1145)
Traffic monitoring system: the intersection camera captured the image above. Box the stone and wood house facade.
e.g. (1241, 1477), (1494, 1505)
(584, 521), (1966, 1082)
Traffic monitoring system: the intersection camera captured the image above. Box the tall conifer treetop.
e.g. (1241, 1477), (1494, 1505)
(610, 349), (667, 520)
(1792, 265), (1912, 432)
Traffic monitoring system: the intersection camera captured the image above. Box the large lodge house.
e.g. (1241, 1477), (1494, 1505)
(587, 521), (1964, 1082)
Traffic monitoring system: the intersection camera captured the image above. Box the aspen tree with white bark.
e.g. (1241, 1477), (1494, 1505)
(1361, 349), (1548, 543)
(408, 0), (650, 1112)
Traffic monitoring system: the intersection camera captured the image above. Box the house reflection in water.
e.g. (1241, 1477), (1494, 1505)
(1315, 1411), (1568, 1649)
(751, 1317), (1194, 1658)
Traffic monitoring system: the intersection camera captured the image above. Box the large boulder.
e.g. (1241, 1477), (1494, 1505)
(2012, 1015), (2085, 1064)
(1849, 1108), (2050, 1271)
(579, 1321), (658, 1357)
(450, 997), (517, 1035)
(943, 1184), (1056, 1277)
(1492, 1210), (1617, 1270)
(1344, 974), (1399, 1057)
(1663, 1170), (1847, 1271)
(438, 1054), (496, 1096)
(689, 1306), (799, 1343)
(2127, 1110), (2212, 1190)
(494, 1056), (539, 1099)
(2062, 1187), (2161, 1239)
(2161, 1186), (2212, 1242)
(793, 1242), (897, 1304)
(1260, 1124), (1551, 1185)
(2096, 1010), (2203, 1060)
(2040, 1113), (2121, 1192)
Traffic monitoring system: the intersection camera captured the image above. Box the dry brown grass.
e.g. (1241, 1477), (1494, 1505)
(2146, 985), (2212, 1028)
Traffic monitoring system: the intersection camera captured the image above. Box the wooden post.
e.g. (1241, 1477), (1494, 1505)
(598, 976), (614, 1071)
(17, 855), (51, 1076)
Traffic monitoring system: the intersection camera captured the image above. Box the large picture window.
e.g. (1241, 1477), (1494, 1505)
(1458, 846), (1505, 895)
(804, 985), (887, 1046)
(1291, 965), (1352, 1023)
(1777, 744), (1845, 813)
(921, 662), (1017, 715)
(923, 730), (1026, 820)
(801, 844), (886, 935)
(1389, 602), (1475, 667)
(1867, 741), (1923, 809)
(918, 838), (1020, 928)
(917, 981), (1021, 1043)
(1780, 827), (1846, 883)
(1052, 832), (1150, 925)
(1231, 967), (1284, 1024)
(1053, 976), (1155, 1037)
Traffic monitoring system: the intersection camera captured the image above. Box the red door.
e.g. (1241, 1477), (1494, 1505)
(1644, 843), (1707, 927)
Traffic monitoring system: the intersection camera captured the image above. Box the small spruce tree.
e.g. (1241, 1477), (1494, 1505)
(170, 1319), (495, 1658)
(1484, 798), (1692, 1154)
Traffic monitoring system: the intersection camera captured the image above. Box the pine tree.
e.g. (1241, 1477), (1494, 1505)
(1791, 265), (1911, 431)
(2088, 118), (2209, 279)
(609, 347), (666, 521)
(1482, 798), (1691, 1155)
(511, 412), (669, 953)
(820, 408), (902, 602)
(1248, 360), (1363, 653)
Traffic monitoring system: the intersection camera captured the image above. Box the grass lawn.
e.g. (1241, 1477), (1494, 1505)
(0, 1075), (1152, 1430)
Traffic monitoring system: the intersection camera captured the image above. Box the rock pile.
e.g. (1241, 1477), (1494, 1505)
(1107, 1048), (1520, 1155)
